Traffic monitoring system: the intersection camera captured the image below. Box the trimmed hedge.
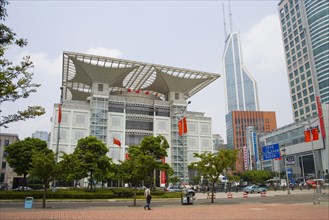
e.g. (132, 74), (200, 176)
(0, 188), (170, 200)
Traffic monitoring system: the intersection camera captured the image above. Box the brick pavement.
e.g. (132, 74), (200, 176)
(1, 189), (328, 220)
(1, 201), (328, 220)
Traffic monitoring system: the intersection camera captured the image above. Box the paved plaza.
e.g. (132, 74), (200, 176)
(1, 189), (328, 220)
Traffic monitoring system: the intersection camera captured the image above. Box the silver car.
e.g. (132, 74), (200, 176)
(243, 185), (267, 193)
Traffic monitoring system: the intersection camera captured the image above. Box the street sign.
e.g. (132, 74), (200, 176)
(262, 143), (280, 160)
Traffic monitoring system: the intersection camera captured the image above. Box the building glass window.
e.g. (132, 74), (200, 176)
(304, 97), (309, 105)
(175, 93), (179, 100)
(310, 94), (315, 102)
(98, 84), (103, 92)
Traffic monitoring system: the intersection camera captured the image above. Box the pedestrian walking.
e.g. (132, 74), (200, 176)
(143, 186), (152, 210)
(206, 186), (210, 199)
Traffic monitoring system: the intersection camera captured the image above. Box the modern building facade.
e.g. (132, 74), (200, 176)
(222, 30), (266, 170)
(213, 134), (226, 153)
(32, 131), (50, 143)
(0, 133), (19, 189)
(49, 52), (220, 185)
(222, 32), (259, 114)
(225, 111), (277, 172)
(278, 0), (329, 122)
(259, 105), (329, 183)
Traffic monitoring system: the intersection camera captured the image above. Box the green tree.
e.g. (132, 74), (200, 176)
(0, 0), (45, 128)
(56, 153), (85, 187)
(29, 150), (57, 208)
(117, 135), (171, 206)
(72, 136), (113, 191)
(5, 137), (48, 188)
(190, 149), (238, 203)
(242, 170), (272, 185)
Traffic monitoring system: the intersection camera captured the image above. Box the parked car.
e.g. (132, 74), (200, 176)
(166, 185), (195, 196)
(243, 185), (267, 193)
(166, 185), (183, 192)
(13, 186), (33, 191)
(0, 184), (8, 190)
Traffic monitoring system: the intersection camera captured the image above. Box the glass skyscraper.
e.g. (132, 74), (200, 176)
(278, 0), (329, 122)
(223, 32), (259, 113)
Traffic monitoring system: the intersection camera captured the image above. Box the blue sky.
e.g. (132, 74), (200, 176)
(2, 0), (293, 142)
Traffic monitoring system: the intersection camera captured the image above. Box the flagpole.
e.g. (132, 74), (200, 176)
(53, 87), (63, 192)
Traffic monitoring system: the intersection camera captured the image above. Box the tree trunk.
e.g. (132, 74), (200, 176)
(42, 181), (47, 208)
(133, 186), (137, 206)
(211, 182), (215, 203)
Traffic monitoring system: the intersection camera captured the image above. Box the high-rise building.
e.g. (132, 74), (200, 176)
(225, 111), (277, 172)
(278, 0), (329, 122)
(49, 52), (220, 185)
(213, 134), (226, 153)
(0, 133), (19, 189)
(32, 131), (49, 142)
(222, 31), (262, 152)
(223, 32), (259, 113)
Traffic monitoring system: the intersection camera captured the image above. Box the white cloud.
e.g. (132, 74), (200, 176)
(241, 14), (286, 76)
(239, 14), (293, 127)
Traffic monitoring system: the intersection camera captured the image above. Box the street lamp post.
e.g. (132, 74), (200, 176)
(298, 117), (323, 193)
(281, 147), (291, 195)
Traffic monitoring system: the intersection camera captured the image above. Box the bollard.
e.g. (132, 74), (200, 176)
(261, 191), (267, 197)
(243, 192), (248, 198)
(227, 192), (233, 198)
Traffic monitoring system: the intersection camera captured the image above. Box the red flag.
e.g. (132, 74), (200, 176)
(316, 96), (326, 138)
(160, 157), (166, 185)
(127, 88), (132, 92)
(304, 130), (311, 142)
(178, 117), (188, 136)
(275, 156), (282, 161)
(155, 92), (158, 96)
(145, 91), (149, 95)
(113, 138), (121, 147)
(135, 90), (140, 93)
(312, 128), (319, 141)
(183, 117), (187, 134)
(178, 119), (183, 136)
(58, 104), (62, 124)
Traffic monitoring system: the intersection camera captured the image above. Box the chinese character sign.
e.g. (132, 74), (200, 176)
(262, 143), (281, 160)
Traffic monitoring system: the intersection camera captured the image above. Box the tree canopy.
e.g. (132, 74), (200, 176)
(72, 136), (113, 191)
(29, 150), (58, 208)
(117, 135), (172, 206)
(5, 137), (50, 188)
(190, 149), (238, 203)
(242, 170), (272, 185)
(0, 0), (45, 128)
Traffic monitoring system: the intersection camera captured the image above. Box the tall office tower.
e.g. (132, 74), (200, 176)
(223, 31), (260, 151)
(278, 0), (329, 122)
(223, 32), (259, 113)
(32, 131), (49, 142)
(226, 111), (277, 173)
(49, 52), (219, 185)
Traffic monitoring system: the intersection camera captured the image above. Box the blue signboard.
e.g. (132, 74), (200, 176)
(262, 143), (280, 160)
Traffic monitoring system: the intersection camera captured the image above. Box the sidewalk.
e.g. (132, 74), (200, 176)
(194, 187), (329, 199)
(1, 189), (328, 220)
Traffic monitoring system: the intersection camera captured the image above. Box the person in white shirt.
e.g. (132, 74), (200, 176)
(143, 186), (152, 210)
